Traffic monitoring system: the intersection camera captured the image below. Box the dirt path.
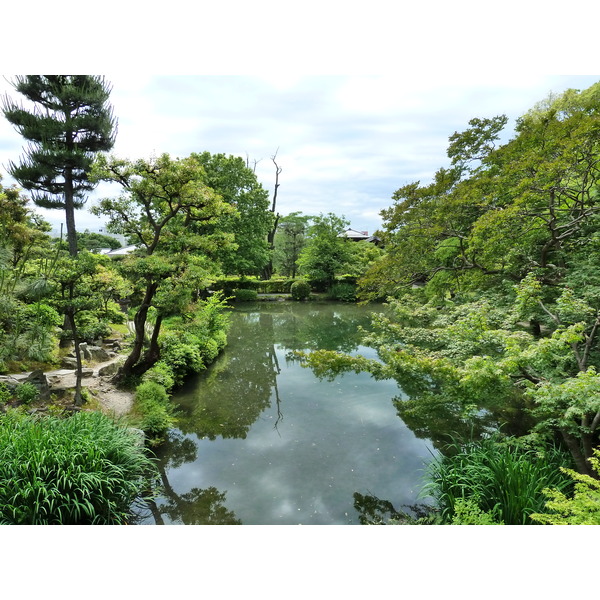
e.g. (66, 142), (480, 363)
(3, 355), (134, 417)
(45, 356), (134, 417)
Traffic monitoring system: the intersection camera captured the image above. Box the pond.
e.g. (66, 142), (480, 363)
(139, 301), (436, 525)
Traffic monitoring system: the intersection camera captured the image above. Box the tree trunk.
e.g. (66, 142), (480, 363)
(66, 309), (84, 406)
(130, 315), (163, 378)
(113, 283), (158, 383)
(560, 426), (595, 477)
(261, 152), (282, 280)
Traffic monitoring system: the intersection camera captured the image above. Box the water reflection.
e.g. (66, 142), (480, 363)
(146, 432), (241, 524)
(143, 302), (434, 525)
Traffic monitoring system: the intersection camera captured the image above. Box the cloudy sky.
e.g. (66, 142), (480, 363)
(1, 74), (599, 237)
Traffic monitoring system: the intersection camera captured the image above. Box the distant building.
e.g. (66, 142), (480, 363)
(340, 228), (382, 245)
(95, 244), (138, 258)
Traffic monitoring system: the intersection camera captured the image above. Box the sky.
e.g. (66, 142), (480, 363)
(1, 74), (599, 237)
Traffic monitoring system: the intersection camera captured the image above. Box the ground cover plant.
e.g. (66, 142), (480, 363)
(424, 436), (574, 524)
(0, 410), (158, 524)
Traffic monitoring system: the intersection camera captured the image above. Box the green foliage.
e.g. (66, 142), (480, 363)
(0, 297), (61, 366)
(91, 153), (234, 380)
(77, 231), (122, 251)
(158, 293), (230, 385)
(297, 213), (354, 290)
(327, 282), (357, 302)
(424, 436), (574, 524)
(530, 449), (600, 524)
(256, 278), (296, 294)
(0, 383), (12, 404)
(450, 498), (504, 525)
(3, 75), (117, 256)
(190, 152), (274, 276)
(133, 381), (176, 439)
(0, 410), (158, 524)
(142, 361), (176, 393)
(234, 288), (258, 302)
(273, 212), (313, 277)
(212, 276), (260, 296)
(290, 280), (311, 301)
(15, 382), (39, 404)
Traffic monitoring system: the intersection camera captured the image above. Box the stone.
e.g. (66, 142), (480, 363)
(98, 362), (119, 376)
(87, 346), (111, 362)
(61, 357), (78, 369)
(78, 342), (91, 360)
(25, 369), (51, 401)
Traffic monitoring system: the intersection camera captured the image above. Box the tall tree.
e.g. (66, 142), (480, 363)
(262, 151), (282, 280)
(297, 213), (353, 290)
(190, 152), (273, 275)
(2, 75), (117, 257)
(2, 76), (117, 404)
(273, 212), (312, 277)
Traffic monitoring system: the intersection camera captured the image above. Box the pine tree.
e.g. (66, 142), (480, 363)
(2, 76), (117, 405)
(2, 75), (117, 256)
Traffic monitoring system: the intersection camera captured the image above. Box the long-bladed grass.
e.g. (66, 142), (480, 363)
(0, 410), (158, 525)
(424, 436), (574, 525)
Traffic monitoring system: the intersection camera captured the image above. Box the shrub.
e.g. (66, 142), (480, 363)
(15, 382), (39, 405)
(0, 383), (12, 404)
(291, 280), (311, 301)
(234, 288), (258, 302)
(134, 381), (176, 439)
(424, 436), (574, 525)
(327, 282), (357, 302)
(159, 331), (204, 385)
(212, 277), (260, 295)
(142, 361), (176, 392)
(257, 278), (296, 294)
(0, 410), (158, 525)
(530, 449), (600, 524)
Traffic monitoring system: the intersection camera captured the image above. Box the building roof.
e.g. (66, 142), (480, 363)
(340, 228), (370, 240)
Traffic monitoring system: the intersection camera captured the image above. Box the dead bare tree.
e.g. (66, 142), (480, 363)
(262, 149), (282, 280)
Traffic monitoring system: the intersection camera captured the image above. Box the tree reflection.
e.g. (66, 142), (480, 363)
(353, 492), (437, 525)
(175, 311), (282, 439)
(146, 431), (241, 524)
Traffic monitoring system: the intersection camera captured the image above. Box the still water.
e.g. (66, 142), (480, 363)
(141, 302), (435, 525)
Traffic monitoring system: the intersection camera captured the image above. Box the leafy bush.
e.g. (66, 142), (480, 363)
(134, 381), (175, 439)
(74, 310), (112, 343)
(0, 410), (158, 524)
(530, 449), (600, 524)
(0, 383), (12, 404)
(212, 277), (260, 295)
(159, 330), (204, 385)
(234, 288), (258, 302)
(327, 282), (357, 302)
(257, 278), (296, 294)
(424, 436), (574, 524)
(142, 361), (176, 392)
(15, 382), (39, 405)
(291, 280), (311, 301)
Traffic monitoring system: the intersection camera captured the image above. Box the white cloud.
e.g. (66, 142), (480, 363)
(1, 75), (599, 235)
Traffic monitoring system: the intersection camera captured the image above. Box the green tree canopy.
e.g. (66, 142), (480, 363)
(190, 152), (273, 276)
(91, 152), (234, 381)
(297, 212), (354, 290)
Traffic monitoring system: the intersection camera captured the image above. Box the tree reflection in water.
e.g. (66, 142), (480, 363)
(143, 302), (432, 525)
(146, 431), (241, 524)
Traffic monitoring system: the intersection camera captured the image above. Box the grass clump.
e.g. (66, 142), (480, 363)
(0, 410), (158, 525)
(424, 435), (574, 525)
